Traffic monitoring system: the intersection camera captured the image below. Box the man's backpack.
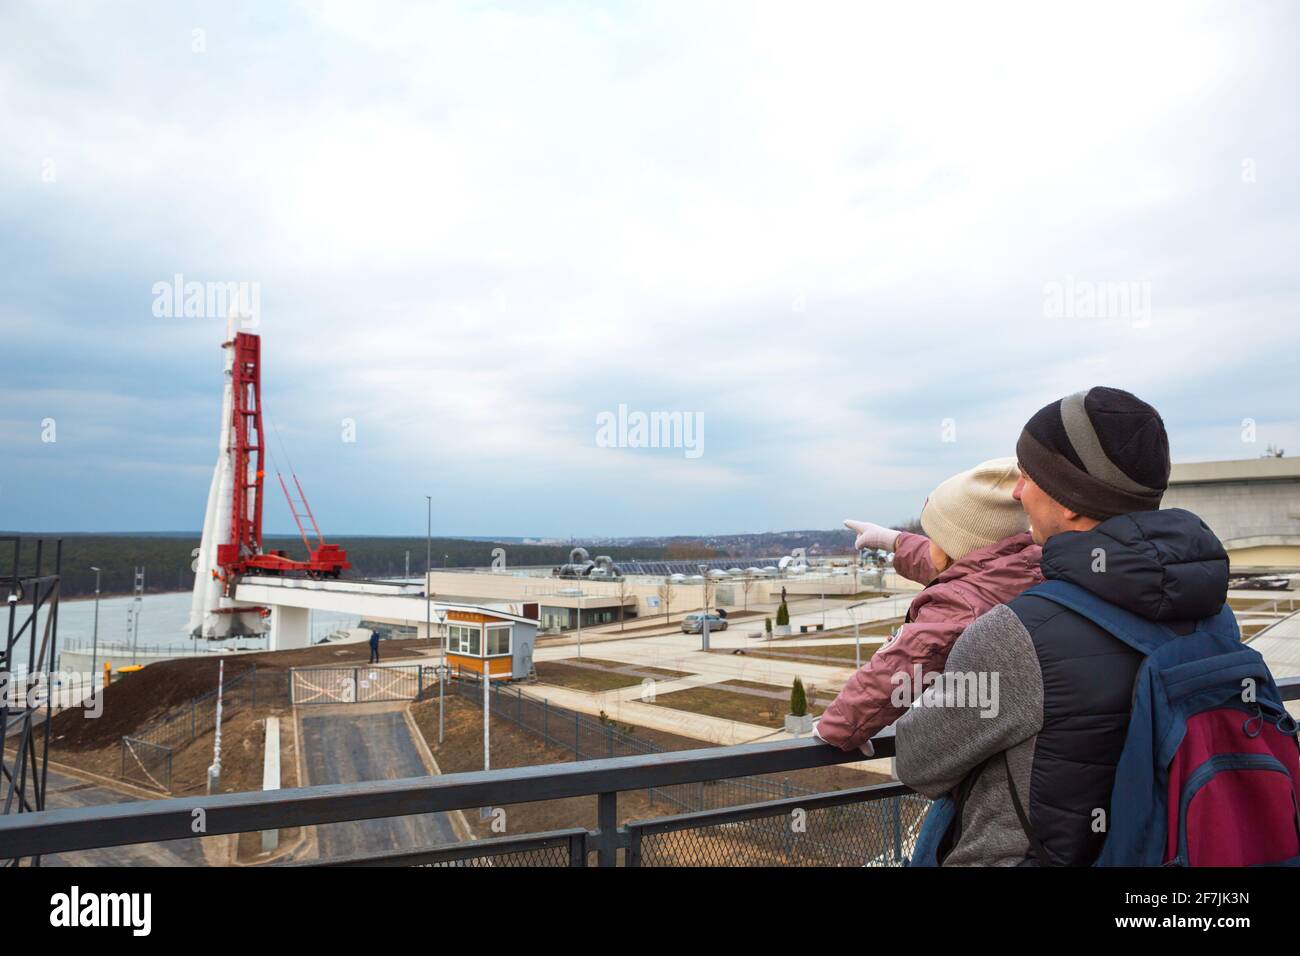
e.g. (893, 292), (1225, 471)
(1024, 579), (1300, 866)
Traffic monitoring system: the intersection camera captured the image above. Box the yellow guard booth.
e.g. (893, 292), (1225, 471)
(444, 606), (537, 682)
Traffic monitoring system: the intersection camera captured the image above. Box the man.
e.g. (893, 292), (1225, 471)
(894, 386), (1230, 866)
(369, 629), (381, 664)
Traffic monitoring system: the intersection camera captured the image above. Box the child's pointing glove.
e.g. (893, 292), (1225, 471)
(843, 519), (901, 553)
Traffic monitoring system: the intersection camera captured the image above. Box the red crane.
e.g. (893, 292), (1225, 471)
(214, 331), (350, 593)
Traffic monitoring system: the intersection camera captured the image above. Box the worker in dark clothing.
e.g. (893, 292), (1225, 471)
(368, 630), (380, 663)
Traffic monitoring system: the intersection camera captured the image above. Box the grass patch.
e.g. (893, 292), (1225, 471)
(770, 620), (899, 641)
(533, 658), (692, 693)
(725, 642), (882, 665)
(650, 684), (828, 729)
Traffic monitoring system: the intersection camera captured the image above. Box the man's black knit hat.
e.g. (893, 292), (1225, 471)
(1015, 387), (1170, 520)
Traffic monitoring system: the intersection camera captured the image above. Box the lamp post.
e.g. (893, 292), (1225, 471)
(435, 607), (448, 744)
(847, 600), (869, 669)
(698, 564), (710, 651)
(90, 566), (101, 694)
(576, 591), (584, 658)
(483, 642), (491, 771)
(425, 496), (432, 645)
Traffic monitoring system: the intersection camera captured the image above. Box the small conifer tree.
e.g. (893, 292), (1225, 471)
(790, 677), (808, 717)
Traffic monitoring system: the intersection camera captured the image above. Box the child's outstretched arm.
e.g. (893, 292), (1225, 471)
(843, 518), (937, 585)
(891, 530), (939, 584)
(813, 591), (972, 752)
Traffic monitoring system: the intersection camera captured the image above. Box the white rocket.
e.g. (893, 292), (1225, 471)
(187, 313), (265, 640)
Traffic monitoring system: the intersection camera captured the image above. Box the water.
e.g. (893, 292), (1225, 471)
(5, 591), (364, 678)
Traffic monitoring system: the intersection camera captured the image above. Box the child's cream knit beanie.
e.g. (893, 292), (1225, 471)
(920, 457), (1028, 563)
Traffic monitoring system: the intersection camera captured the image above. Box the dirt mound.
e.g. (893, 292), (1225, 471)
(47, 638), (437, 750)
(48, 657), (257, 751)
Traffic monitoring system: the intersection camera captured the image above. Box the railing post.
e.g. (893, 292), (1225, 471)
(570, 831), (588, 867)
(190, 701), (196, 742)
(596, 791), (618, 867)
(543, 699), (549, 744)
(575, 711), (581, 760)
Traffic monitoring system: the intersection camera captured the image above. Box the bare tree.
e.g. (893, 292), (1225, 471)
(657, 579), (675, 624)
(740, 572), (756, 612)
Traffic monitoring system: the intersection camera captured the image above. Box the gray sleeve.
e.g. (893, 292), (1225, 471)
(894, 603), (1044, 798)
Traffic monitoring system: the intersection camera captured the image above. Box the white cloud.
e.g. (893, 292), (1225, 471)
(1, 0), (1298, 534)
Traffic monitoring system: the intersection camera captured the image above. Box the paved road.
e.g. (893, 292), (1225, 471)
(25, 769), (209, 866)
(299, 706), (459, 860)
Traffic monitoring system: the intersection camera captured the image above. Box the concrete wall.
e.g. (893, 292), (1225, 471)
(1162, 476), (1300, 568)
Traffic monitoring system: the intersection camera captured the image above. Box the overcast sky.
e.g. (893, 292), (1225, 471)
(2, 0), (1298, 538)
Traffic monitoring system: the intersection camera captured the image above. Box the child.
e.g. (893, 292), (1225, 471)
(814, 457), (1042, 754)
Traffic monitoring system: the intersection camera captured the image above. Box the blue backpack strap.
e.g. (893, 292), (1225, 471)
(1022, 579), (1175, 656)
(1025, 580), (1277, 710)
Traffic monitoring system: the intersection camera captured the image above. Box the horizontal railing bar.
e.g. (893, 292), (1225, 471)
(305, 828), (590, 867)
(624, 780), (914, 837)
(3, 676), (1295, 860)
(0, 733), (892, 858)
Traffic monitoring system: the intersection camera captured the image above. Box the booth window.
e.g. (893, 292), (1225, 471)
(486, 625), (512, 656)
(449, 623), (481, 655)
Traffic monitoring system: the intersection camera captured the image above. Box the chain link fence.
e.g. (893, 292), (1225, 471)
(119, 736), (174, 792)
(629, 790), (931, 866)
(116, 664), (291, 792)
(445, 673), (929, 864)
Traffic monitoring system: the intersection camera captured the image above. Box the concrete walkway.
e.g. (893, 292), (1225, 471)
(538, 633), (858, 692)
(298, 702), (461, 860)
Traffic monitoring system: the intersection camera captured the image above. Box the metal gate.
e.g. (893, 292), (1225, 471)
(291, 665), (424, 705)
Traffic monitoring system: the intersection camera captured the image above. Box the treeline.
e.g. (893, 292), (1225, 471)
(0, 533), (718, 600)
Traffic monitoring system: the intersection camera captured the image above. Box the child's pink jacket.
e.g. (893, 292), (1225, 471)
(815, 530), (1043, 751)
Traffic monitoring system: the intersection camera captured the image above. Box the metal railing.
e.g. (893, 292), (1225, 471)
(446, 673), (905, 831)
(3, 676), (1296, 867)
(59, 639), (270, 659)
(0, 732), (898, 865)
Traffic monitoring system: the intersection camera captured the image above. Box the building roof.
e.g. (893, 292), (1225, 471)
(1169, 457), (1300, 485)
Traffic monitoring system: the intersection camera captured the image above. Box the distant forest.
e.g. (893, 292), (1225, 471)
(0, 533), (720, 600)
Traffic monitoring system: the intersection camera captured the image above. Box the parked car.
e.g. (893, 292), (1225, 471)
(681, 613), (728, 634)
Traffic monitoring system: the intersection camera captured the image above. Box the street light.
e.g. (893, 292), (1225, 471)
(435, 606), (448, 744)
(425, 495), (432, 646)
(90, 567), (101, 694)
(846, 600), (870, 669)
(698, 564), (710, 651)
